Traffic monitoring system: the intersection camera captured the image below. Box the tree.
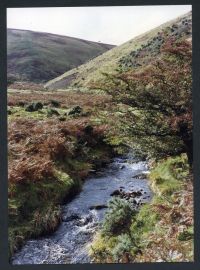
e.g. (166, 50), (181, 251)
(104, 39), (192, 166)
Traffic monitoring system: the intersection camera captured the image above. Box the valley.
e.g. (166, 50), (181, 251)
(8, 10), (193, 263)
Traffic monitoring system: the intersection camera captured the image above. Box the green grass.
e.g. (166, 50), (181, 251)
(9, 168), (80, 256)
(150, 154), (189, 196)
(46, 11), (191, 90)
(8, 106), (48, 120)
(8, 106), (84, 120)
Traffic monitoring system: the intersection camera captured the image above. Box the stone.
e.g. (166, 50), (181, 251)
(62, 214), (81, 222)
(133, 173), (147, 179)
(110, 190), (121, 196)
(89, 205), (108, 210)
(131, 191), (143, 197)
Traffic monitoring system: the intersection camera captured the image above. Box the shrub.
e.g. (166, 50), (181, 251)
(25, 102), (43, 112)
(112, 234), (141, 263)
(50, 100), (61, 107)
(102, 197), (136, 236)
(47, 108), (60, 117)
(68, 105), (82, 115)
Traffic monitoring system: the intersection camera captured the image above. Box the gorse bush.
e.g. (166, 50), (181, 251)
(102, 197), (137, 236)
(112, 233), (141, 263)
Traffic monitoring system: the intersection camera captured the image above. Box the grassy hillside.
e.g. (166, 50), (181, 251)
(45, 11), (191, 90)
(8, 11), (193, 263)
(7, 29), (114, 83)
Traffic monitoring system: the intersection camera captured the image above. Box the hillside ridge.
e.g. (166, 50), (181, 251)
(45, 11), (191, 90)
(7, 29), (115, 83)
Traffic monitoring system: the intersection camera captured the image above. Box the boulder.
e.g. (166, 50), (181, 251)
(133, 173), (147, 179)
(130, 191), (143, 197)
(62, 214), (81, 222)
(110, 190), (121, 196)
(89, 205), (108, 210)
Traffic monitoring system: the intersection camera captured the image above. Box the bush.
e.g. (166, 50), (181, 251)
(25, 102), (43, 112)
(102, 197), (136, 236)
(112, 234), (141, 263)
(50, 100), (61, 108)
(47, 108), (60, 117)
(68, 105), (82, 115)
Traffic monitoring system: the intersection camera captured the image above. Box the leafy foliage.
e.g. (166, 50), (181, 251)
(103, 39), (192, 164)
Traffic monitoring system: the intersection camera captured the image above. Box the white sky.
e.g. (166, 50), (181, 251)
(7, 5), (191, 45)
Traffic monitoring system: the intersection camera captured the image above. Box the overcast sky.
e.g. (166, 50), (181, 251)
(7, 6), (191, 45)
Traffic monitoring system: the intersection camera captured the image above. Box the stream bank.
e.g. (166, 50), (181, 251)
(12, 154), (152, 264)
(90, 154), (193, 263)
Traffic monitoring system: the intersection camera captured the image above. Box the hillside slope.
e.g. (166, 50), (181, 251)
(7, 29), (115, 83)
(45, 11), (191, 90)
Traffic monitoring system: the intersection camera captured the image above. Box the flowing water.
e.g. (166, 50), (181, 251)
(12, 155), (152, 264)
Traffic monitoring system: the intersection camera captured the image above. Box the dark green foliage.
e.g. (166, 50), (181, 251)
(104, 39), (192, 164)
(112, 234), (141, 262)
(58, 116), (66, 121)
(47, 108), (60, 117)
(178, 228), (193, 241)
(17, 101), (26, 107)
(50, 100), (61, 108)
(102, 197), (136, 236)
(25, 102), (43, 112)
(68, 106), (82, 115)
(25, 104), (35, 112)
(84, 125), (93, 134)
(118, 30), (169, 72)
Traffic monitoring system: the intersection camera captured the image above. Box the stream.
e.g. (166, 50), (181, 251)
(12, 154), (153, 264)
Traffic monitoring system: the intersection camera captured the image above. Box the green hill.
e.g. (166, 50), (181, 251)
(45, 11), (191, 90)
(7, 29), (115, 83)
